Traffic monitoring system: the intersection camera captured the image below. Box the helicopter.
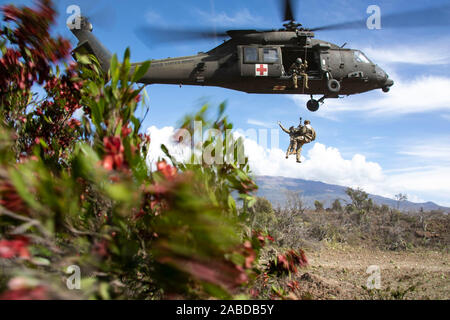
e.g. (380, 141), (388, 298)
(69, 0), (450, 112)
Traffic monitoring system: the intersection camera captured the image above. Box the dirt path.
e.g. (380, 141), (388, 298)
(292, 244), (450, 300)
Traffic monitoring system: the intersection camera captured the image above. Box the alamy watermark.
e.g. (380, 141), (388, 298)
(66, 4), (383, 31)
(367, 5), (382, 30)
(66, 5), (81, 30)
(153, 121), (280, 166)
(66, 265), (81, 290)
(366, 265), (381, 289)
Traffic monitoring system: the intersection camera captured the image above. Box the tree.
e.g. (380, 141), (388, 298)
(395, 193), (408, 210)
(248, 197), (276, 229)
(314, 200), (324, 212)
(331, 199), (343, 212)
(345, 187), (369, 211)
(284, 190), (306, 215)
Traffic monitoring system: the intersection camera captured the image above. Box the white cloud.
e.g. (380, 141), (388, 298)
(398, 143), (450, 160)
(72, 108), (85, 120)
(146, 126), (193, 168)
(242, 137), (387, 194)
(145, 125), (450, 206)
(385, 167), (450, 206)
(363, 43), (450, 66)
(291, 75), (450, 117)
(247, 119), (274, 128)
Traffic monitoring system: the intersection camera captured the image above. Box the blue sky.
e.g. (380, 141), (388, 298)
(4, 0), (450, 206)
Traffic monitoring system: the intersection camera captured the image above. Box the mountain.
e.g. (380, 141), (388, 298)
(254, 176), (450, 213)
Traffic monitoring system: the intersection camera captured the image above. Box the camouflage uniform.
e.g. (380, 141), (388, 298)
(288, 59), (309, 90)
(278, 122), (300, 158)
(293, 120), (316, 163)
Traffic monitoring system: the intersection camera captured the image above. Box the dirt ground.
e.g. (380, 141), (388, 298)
(290, 243), (450, 300)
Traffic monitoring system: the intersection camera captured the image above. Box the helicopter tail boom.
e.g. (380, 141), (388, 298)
(70, 17), (112, 74)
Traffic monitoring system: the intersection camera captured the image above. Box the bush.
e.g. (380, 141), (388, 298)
(248, 197), (276, 229)
(0, 0), (264, 300)
(331, 199), (343, 212)
(314, 200), (324, 212)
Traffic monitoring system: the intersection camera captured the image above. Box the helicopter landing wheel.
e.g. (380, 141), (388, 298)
(307, 99), (320, 112)
(382, 86), (390, 93)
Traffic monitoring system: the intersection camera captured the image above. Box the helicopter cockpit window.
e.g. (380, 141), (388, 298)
(354, 51), (370, 64)
(244, 47), (258, 63)
(263, 48), (279, 63)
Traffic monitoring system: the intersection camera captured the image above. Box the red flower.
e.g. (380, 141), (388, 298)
(92, 239), (109, 258)
(0, 236), (31, 259)
(0, 286), (48, 300)
(252, 230), (275, 247)
(0, 181), (28, 214)
(287, 280), (300, 291)
(68, 119), (81, 129)
(157, 160), (177, 180)
(250, 288), (259, 298)
(121, 125), (132, 137)
(101, 136), (125, 171)
(268, 249), (308, 275)
(277, 254), (289, 270)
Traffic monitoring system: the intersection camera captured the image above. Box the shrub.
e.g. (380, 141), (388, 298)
(314, 200), (324, 212)
(248, 197), (276, 229)
(0, 0), (262, 300)
(331, 199), (343, 212)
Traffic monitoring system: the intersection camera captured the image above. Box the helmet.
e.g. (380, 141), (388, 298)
(296, 58), (303, 65)
(304, 120), (311, 125)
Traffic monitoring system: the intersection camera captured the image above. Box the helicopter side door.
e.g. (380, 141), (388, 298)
(238, 46), (283, 78)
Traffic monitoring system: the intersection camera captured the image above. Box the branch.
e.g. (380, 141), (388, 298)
(0, 205), (52, 238)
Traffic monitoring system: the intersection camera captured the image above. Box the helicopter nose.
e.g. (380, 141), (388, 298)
(385, 78), (394, 87)
(382, 78), (394, 92)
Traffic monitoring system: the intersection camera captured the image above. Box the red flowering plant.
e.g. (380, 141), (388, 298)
(0, 0), (266, 300)
(267, 249), (309, 275)
(0, 0), (82, 165)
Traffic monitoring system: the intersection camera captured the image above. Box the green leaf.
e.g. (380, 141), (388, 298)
(105, 183), (132, 202)
(9, 168), (41, 211)
(99, 282), (111, 300)
(110, 54), (119, 89)
(132, 61), (151, 82)
(31, 257), (51, 266)
(76, 54), (91, 65)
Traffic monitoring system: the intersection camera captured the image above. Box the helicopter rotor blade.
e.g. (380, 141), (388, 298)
(87, 5), (117, 30)
(61, 0), (117, 31)
(135, 26), (230, 47)
(310, 4), (450, 31)
(282, 0), (297, 22)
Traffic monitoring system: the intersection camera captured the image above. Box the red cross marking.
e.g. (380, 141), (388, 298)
(256, 64), (268, 76)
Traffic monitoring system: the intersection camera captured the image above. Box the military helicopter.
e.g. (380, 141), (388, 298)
(69, 0), (448, 112)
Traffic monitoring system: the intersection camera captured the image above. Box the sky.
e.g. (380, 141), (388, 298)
(3, 0), (450, 206)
